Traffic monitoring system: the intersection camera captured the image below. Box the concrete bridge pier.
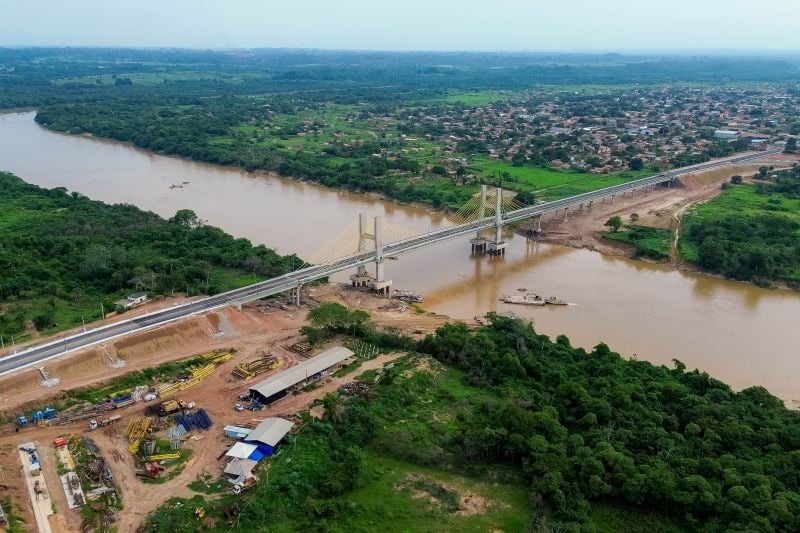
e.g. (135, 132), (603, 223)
(371, 215), (393, 296)
(563, 207), (569, 222)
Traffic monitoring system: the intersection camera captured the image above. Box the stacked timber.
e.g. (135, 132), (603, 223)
(286, 341), (312, 355)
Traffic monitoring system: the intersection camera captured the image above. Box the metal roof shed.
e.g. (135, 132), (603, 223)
(224, 458), (257, 478)
(249, 346), (354, 404)
(246, 417), (295, 448)
(226, 442), (258, 460)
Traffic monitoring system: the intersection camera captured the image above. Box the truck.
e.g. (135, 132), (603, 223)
(111, 393), (135, 409)
(232, 476), (257, 495)
(89, 414), (121, 430)
(20, 446), (41, 476)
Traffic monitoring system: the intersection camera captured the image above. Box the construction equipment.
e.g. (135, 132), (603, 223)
(145, 399), (189, 417)
(134, 461), (161, 479)
(89, 414), (121, 430)
(30, 407), (58, 425)
(17, 415), (29, 426)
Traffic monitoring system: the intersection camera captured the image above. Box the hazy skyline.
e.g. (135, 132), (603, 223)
(2, 0), (798, 51)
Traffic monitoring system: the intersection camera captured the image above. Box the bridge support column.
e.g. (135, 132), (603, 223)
(535, 215), (542, 233)
(588, 200), (593, 211)
(563, 208), (568, 222)
(350, 213), (374, 288)
(295, 285), (302, 306)
(371, 216), (392, 295)
(357, 213), (368, 278)
(610, 195), (615, 205)
(487, 187), (508, 256)
(470, 185), (490, 254)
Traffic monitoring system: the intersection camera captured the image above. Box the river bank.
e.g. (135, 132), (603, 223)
(2, 110), (800, 403)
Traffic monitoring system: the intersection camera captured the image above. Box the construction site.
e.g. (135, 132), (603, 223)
(0, 284), (447, 532)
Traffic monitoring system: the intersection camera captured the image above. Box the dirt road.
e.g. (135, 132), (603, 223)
(529, 159), (798, 258)
(0, 286), (439, 531)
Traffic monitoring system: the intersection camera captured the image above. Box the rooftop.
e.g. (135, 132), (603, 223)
(246, 417), (295, 447)
(249, 346), (354, 401)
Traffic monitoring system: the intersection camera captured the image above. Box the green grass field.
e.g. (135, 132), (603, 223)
(605, 225), (672, 260)
(470, 157), (654, 200)
(686, 183), (800, 223)
(336, 452), (533, 532)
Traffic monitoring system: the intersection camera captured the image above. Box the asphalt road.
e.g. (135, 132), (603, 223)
(0, 148), (781, 377)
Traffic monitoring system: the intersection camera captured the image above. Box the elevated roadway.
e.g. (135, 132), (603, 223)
(0, 148), (780, 377)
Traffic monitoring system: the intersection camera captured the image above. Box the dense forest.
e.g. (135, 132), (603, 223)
(0, 172), (301, 337)
(681, 165), (800, 284)
(146, 309), (800, 532)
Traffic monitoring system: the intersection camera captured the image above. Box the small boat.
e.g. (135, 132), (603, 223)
(500, 293), (545, 306)
(545, 296), (568, 305)
(392, 290), (424, 303)
(517, 287), (528, 292)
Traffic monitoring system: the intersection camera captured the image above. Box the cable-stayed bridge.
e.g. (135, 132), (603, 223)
(0, 148), (780, 376)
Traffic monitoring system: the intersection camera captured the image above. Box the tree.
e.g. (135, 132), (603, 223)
(785, 137), (797, 154)
(307, 302), (350, 332)
(629, 213), (640, 222)
(730, 175), (743, 184)
(605, 216), (622, 232)
(629, 158), (644, 171)
(170, 209), (201, 228)
(759, 166), (769, 178)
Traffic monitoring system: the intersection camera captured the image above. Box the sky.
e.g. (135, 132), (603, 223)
(1, 0), (798, 52)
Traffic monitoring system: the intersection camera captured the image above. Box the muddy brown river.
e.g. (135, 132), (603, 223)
(1, 111), (798, 403)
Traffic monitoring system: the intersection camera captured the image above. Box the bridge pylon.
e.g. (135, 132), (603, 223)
(349, 214), (392, 295)
(470, 184), (490, 254)
(471, 186), (508, 256)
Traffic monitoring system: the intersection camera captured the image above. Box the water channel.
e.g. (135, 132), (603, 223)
(1, 111), (798, 403)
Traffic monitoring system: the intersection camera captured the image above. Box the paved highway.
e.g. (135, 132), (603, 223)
(0, 148), (780, 376)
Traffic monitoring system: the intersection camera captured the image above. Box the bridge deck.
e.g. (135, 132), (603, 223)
(0, 148), (779, 376)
